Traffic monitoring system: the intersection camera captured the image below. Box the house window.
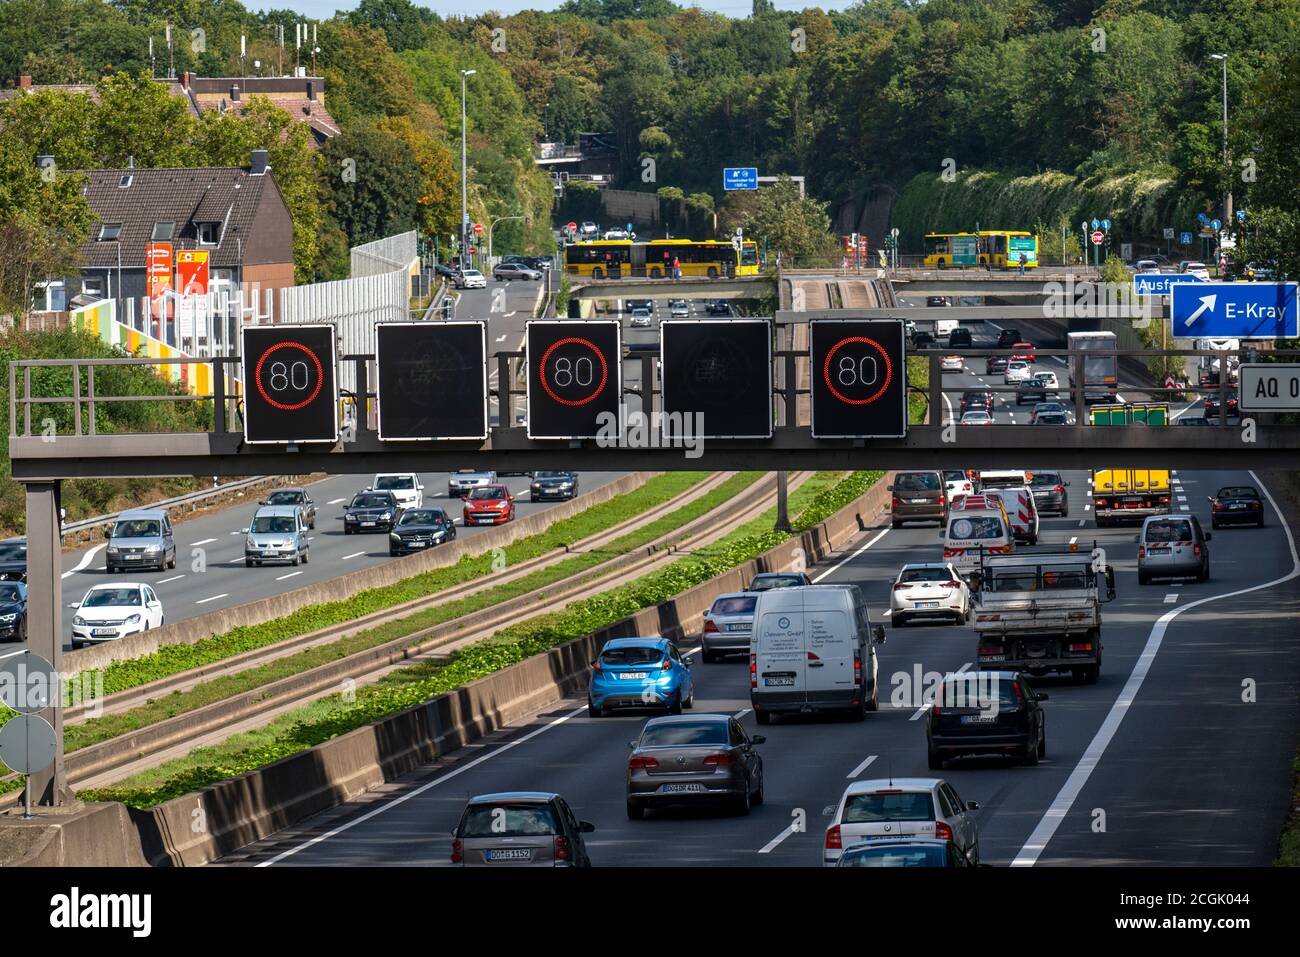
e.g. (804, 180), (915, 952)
(32, 281), (66, 313)
(197, 222), (218, 245)
(118, 174), (133, 188)
(82, 277), (104, 298)
(152, 222), (175, 241)
(98, 223), (122, 241)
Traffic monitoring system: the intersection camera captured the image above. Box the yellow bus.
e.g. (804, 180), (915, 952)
(564, 239), (742, 278)
(923, 230), (1038, 269)
(737, 240), (761, 276)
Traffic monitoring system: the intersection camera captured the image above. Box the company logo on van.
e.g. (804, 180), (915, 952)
(778, 616), (790, 629)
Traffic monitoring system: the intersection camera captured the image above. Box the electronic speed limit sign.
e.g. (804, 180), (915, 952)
(809, 319), (907, 438)
(376, 321), (488, 440)
(661, 319), (773, 438)
(526, 321), (621, 439)
(241, 324), (339, 444)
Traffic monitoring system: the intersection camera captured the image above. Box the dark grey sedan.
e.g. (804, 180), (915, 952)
(342, 491), (399, 534)
(626, 714), (765, 819)
(261, 487), (316, 529)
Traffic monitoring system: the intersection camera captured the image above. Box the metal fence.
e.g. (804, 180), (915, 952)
(350, 230), (417, 278)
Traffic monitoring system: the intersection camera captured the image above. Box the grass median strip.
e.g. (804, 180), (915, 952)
(59, 472), (762, 753)
(78, 470), (882, 809)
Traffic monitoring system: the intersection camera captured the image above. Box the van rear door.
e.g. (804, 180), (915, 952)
(754, 592), (807, 705)
(802, 592), (858, 708)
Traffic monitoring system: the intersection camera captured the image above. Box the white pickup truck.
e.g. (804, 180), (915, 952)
(973, 547), (1115, 684)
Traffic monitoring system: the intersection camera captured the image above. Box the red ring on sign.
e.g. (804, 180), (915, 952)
(539, 337), (608, 406)
(823, 336), (892, 405)
(255, 342), (325, 411)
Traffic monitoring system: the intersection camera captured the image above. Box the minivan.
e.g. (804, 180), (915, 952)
(750, 584), (886, 724)
(948, 327), (973, 348)
(889, 471), (947, 527)
(244, 505), (310, 567)
(372, 473), (423, 509)
(1136, 514), (1210, 584)
(105, 509), (175, 573)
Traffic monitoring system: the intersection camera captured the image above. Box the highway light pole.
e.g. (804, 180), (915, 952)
(1210, 53), (1231, 227)
(488, 215), (524, 261)
(460, 69), (477, 267)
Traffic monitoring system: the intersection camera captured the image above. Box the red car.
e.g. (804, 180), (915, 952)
(1011, 342), (1036, 362)
(462, 484), (516, 526)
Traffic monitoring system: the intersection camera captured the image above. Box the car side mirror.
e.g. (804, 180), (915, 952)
(1036, 692), (1049, 701)
(1132, 534), (1141, 544)
(579, 821), (596, 833)
(628, 741), (638, 749)
(752, 735), (766, 745)
(240, 527), (250, 534)
(257, 500), (267, 506)
(683, 655), (693, 666)
(70, 602), (81, 609)
(886, 485), (894, 492)
(966, 800), (980, 810)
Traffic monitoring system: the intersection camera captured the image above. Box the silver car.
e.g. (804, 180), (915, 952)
(493, 262), (542, 281)
(451, 792), (594, 867)
(244, 505), (310, 567)
(1136, 514), (1211, 584)
(448, 469), (497, 498)
(701, 592), (757, 662)
(105, 509), (175, 573)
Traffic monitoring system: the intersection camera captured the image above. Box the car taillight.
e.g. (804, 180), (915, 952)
(892, 497), (901, 507)
(1158, 497), (1170, 504)
(938, 494), (946, 506)
(853, 652), (862, 685)
(451, 838), (463, 864)
(1251, 500), (1262, 509)
(593, 658), (603, 671)
(1095, 498), (1106, 506)
(1213, 501), (1225, 511)
(893, 582), (913, 589)
(554, 835), (572, 862)
(750, 652), (757, 690)
(825, 825), (842, 850)
(943, 581), (961, 588)
(1068, 642), (1093, 652)
(661, 658), (672, 671)
(703, 753), (733, 767)
(934, 821), (953, 841)
(978, 644), (1002, 654)
(629, 755), (659, 770)
(1193, 544), (1202, 557)
(704, 619), (719, 633)
(1054, 485), (1064, 493)
(1138, 545), (1146, 558)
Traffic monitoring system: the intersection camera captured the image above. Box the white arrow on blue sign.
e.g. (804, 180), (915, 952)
(1171, 282), (1299, 338)
(1090, 218), (1100, 230)
(1132, 273), (1206, 297)
(723, 167), (758, 190)
(1101, 219), (1111, 230)
(1236, 209), (1247, 222)
(1212, 219), (1222, 231)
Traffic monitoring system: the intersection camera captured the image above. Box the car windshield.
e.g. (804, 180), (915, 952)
(351, 495), (391, 509)
(0, 543), (26, 562)
(112, 520), (160, 538)
(398, 510), (445, 526)
(639, 721), (727, 748)
(0, 585), (22, 603)
(750, 575), (804, 590)
(252, 516), (296, 534)
(266, 491), (304, 505)
(534, 472), (570, 479)
(375, 476), (415, 490)
(940, 676), (1021, 709)
(842, 792), (935, 823)
(463, 270), (483, 278)
(469, 487), (505, 501)
(83, 588), (141, 608)
(1145, 520), (1193, 543)
(459, 803), (558, 837)
(1217, 487), (1258, 499)
(711, 596), (757, 615)
(839, 845), (948, 867)
(1028, 472), (1060, 488)
(600, 646), (663, 667)
(895, 472), (940, 492)
(948, 516), (1004, 540)
(899, 567), (955, 584)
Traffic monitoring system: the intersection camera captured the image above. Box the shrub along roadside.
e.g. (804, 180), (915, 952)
(79, 470), (881, 809)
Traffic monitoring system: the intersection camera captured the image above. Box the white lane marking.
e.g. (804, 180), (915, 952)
(341, 551), (366, 560)
(1068, 537), (1077, 546)
(911, 662), (971, 720)
(495, 334), (507, 342)
(847, 754), (878, 779)
(1084, 503), (1092, 511)
(813, 527), (891, 582)
(62, 544), (106, 578)
(276, 571), (303, 581)
(157, 574), (186, 584)
(191, 538), (217, 547)
(258, 704), (589, 866)
(1163, 593), (1178, 604)
(195, 593), (228, 605)
(1116, 393), (1126, 403)
(1012, 469), (1300, 866)
(327, 498), (347, 505)
(1077, 519), (1085, 527)
(1177, 496), (1187, 503)
(758, 821), (801, 854)
(0, 647), (26, 660)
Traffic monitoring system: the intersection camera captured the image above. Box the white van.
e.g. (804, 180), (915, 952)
(942, 496), (1014, 579)
(934, 317), (959, 339)
(982, 486), (1039, 544)
(750, 584), (885, 725)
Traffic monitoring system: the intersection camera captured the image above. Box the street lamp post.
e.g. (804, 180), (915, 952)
(1210, 53), (1231, 227)
(488, 215), (525, 261)
(460, 69), (477, 267)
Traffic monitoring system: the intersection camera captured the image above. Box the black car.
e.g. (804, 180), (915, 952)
(434, 263), (459, 280)
(530, 471), (579, 502)
(1208, 484), (1265, 528)
(1032, 411), (1068, 425)
(1029, 401), (1067, 424)
(0, 538), (27, 583)
(995, 328), (1021, 348)
(389, 507), (457, 555)
(985, 355), (1009, 375)
(705, 300), (731, 315)
(960, 391), (993, 416)
(1204, 391), (1239, 418)
(1027, 469), (1069, 517)
(1178, 415), (1210, 426)
(1016, 373), (1058, 405)
(913, 331), (936, 349)
(0, 581), (27, 642)
(343, 490), (401, 534)
(948, 327), (973, 348)
(926, 671), (1048, 769)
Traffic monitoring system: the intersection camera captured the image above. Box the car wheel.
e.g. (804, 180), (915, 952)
(891, 519), (902, 529)
(1038, 728), (1047, 760)
(755, 709), (772, 725)
(1211, 520), (1220, 529)
(167, 554), (176, 570)
(866, 682), (879, 712)
(735, 785), (751, 816)
(683, 684), (694, 709)
(301, 549), (309, 565)
(1060, 507), (1069, 518)
(927, 743), (944, 771)
(292, 552), (300, 566)
(344, 526), (353, 535)
(389, 549), (399, 557)
(1199, 561), (1210, 582)
(752, 774), (765, 806)
(625, 800), (644, 820)
(587, 698), (603, 718)
(1080, 664), (1099, 685)
(1023, 738), (1040, 766)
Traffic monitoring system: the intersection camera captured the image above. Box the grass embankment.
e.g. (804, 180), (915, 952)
(80, 469), (882, 808)
(907, 354), (929, 424)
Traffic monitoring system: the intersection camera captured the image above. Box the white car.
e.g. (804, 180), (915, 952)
(940, 355), (964, 372)
(371, 473), (423, 509)
(629, 307), (653, 327)
(824, 778), (981, 867)
(603, 229), (630, 241)
(669, 299), (689, 318)
(71, 582), (164, 649)
(1134, 259), (1160, 273)
(448, 469), (497, 497)
(1179, 261), (1211, 281)
(889, 562), (972, 627)
(960, 409), (993, 426)
(1004, 360), (1032, 384)
(941, 469), (977, 500)
(457, 269), (487, 289)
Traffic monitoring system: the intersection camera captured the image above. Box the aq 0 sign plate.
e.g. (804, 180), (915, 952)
(660, 319), (773, 439)
(526, 320), (621, 439)
(1239, 364), (1300, 411)
(241, 324), (338, 444)
(809, 319), (907, 439)
(376, 321), (488, 441)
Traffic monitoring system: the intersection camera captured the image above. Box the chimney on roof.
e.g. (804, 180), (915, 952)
(181, 70), (190, 89)
(127, 155), (135, 169)
(250, 150), (269, 176)
(19, 75), (32, 89)
(231, 83), (240, 102)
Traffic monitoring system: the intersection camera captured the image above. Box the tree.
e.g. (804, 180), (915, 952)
(90, 72), (200, 167)
(321, 123), (423, 246)
(727, 175), (836, 262)
(348, 0), (437, 53)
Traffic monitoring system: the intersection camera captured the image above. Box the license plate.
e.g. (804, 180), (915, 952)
(764, 676), (795, 686)
(726, 623), (748, 632)
(961, 715), (996, 724)
(1230, 503), (1246, 509)
(124, 554), (141, 560)
(618, 672), (648, 680)
(981, 654), (1006, 661)
(361, 521), (375, 527)
(662, 784), (705, 794)
(916, 602), (940, 609)
(409, 540), (426, 547)
(1149, 546), (1170, 553)
(485, 848), (532, 862)
(911, 498), (929, 504)
(92, 628), (117, 636)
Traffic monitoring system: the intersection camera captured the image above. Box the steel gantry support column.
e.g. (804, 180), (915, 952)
(24, 480), (68, 805)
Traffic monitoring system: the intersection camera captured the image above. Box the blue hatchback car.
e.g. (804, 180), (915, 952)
(588, 637), (695, 718)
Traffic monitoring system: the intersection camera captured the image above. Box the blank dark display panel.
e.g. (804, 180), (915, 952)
(526, 321), (621, 439)
(376, 322), (488, 441)
(809, 319), (908, 439)
(661, 319), (773, 438)
(241, 324), (338, 444)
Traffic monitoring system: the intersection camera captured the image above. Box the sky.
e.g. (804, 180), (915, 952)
(250, 1), (856, 17)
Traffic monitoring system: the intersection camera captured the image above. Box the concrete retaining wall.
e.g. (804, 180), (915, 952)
(65, 471), (657, 674)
